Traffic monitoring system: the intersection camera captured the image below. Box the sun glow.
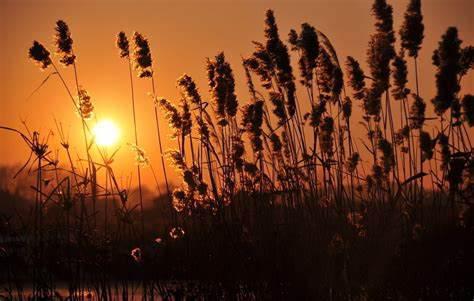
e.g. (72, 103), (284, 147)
(93, 119), (120, 147)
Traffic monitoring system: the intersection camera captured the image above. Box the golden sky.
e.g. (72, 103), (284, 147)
(0, 0), (473, 190)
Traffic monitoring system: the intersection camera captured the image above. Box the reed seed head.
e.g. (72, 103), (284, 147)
(156, 97), (182, 138)
(319, 116), (334, 156)
(310, 100), (326, 127)
(419, 130), (434, 162)
(207, 52), (239, 125)
(232, 136), (245, 171)
(264, 9), (296, 116)
(432, 27), (461, 115)
(409, 94), (426, 129)
(245, 42), (274, 90)
(391, 51), (410, 100)
(371, 0), (395, 46)
(177, 74), (202, 105)
(196, 116), (210, 141)
(364, 87), (382, 119)
(180, 98), (192, 137)
(288, 29), (298, 50)
(116, 31), (130, 58)
(54, 20), (76, 66)
(317, 49), (334, 95)
(378, 138), (394, 174)
(292, 23), (319, 87)
(29, 41), (52, 70)
(242, 60), (257, 99)
(400, 0), (424, 58)
(132, 32), (153, 78)
(367, 32), (394, 94)
(77, 88), (94, 120)
(461, 94), (474, 126)
(269, 92), (287, 126)
(342, 97), (352, 120)
(167, 150), (186, 171)
(346, 152), (360, 173)
(460, 46), (474, 76)
(241, 100), (264, 152)
(269, 133), (282, 153)
(447, 158), (466, 192)
(345, 56), (366, 100)
(129, 144), (150, 167)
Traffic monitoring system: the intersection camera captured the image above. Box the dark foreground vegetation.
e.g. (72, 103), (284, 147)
(1, 187), (474, 299)
(1, 0), (474, 299)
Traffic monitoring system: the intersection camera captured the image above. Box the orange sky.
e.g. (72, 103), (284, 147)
(0, 0), (473, 190)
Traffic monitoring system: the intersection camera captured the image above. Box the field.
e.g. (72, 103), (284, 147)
(0, 0), (473, 299)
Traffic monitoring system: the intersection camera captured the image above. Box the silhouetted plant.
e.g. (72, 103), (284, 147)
(345, 56), (366, 100)
(28, 41), (52, 70)
(132, 32), (153, 78)
(460, 46), (474, 76)
(290, 23), (319, 89)
(241, 100), (264, 153)
(409, 94), (426, 129)
(116, 31), (130, 58)
(462, 94), (474, 126)
(264, 10), (296, 117)
(206, 52), (239, 126)
(391, 51), (410, 100)
(5, 1), (474, 299)
(432, 27), (461, 116)
(54, 20), (76, 66)
(400, 0), (424, 58)
(77, 87), (94, 119)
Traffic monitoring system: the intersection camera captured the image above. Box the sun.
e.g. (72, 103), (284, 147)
(93, 119), (120, 147)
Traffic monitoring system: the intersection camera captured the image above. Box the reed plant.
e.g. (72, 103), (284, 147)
(1, 0), (473, 299)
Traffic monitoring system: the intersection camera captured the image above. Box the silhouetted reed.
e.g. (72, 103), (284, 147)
(132, 32), (153, 78)
(462, 94), (474, 126)
(131, 32), (172, 246)
(400, 0), (424, 59)
(432, 27), (461, 116)
(2, 1), (474, 299)
(54, 20), (76, 66)
(28, 41), (52, 70)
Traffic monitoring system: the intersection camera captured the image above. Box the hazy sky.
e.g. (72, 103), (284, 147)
(0, 0), (472, 189)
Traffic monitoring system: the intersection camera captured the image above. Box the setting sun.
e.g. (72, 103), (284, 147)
(92, 119), (120, 147)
